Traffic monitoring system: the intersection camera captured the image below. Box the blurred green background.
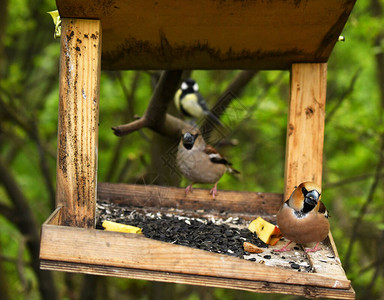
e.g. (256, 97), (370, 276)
(1, 0), (383, 299)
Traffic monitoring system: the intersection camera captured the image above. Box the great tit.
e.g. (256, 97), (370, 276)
(174, 78), (222, 126)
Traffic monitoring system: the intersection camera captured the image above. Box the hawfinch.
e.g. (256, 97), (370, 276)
(174, 78), (222, 126)
(276, 182), (330, 253)
(176, 128), (239, 199)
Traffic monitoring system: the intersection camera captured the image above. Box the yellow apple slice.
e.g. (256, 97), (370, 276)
(102, 220), (143, 234)
(248, 217), (282, 245)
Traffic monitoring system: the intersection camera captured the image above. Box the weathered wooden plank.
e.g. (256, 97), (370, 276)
(284, 63), (327, 200)
(40, 260), (355, 299)
(97, 182), (283, 217)
(56, 18), (102, 228)
(40, 224), (350, 290)
(55, 0), (356, 70)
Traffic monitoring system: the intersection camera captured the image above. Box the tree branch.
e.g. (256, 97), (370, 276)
(0, 0), (7, 76)
(0, 202), (18, 222)
(112, 70), (190, 138)
(31, 121), (55, 210)
(326, 68), (361, 123)
(112, 118), (149, 136)
(105, 72), (141, 181)
(214, 70), (258, 119)
(343, 132), (384, 272)
(17, 237), (29, 295)
(201, 70), (258, 136)
(366, 230), (384, 297)
(0, 244), (11, 300)
(324, 171), (384, 189)
(344, 0), (384, 274)
(0, 158), (58, 300)
(118, 71), (140, 121)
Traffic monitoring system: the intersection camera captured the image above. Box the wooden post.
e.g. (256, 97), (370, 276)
(56, 19), (102, 227)
(284, 63), (327, 201)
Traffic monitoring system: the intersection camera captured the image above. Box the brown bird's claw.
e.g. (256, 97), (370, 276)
(305, 242), (322, 253)
(209, 183), (218, 199)
(274, 247), (292, 253)
(185, 184), (193, 196)
(274, 241), (292, 252)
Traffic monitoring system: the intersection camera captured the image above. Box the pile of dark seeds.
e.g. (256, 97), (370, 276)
(96, 202), (268, 259)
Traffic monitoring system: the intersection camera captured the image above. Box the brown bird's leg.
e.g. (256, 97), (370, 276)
(185, 183), (194, 196)
(305, 242), (322, 253)
(274, 241), (292, 252)
(209, 182), (218, 199)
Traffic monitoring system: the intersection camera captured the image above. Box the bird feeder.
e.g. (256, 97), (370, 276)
(40, 1), (356, 298)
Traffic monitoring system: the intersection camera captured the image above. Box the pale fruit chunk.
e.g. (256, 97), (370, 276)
(243, 242), (264, 253)
(248, 217), (282, 246)
(102, 220), (142, 234)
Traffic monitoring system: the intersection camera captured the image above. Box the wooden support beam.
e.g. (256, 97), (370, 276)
(284, 63), (327, 200)
(56, 18), (102, 227)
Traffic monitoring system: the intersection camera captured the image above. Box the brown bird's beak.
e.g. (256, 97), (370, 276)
(183, 132), (195, 150)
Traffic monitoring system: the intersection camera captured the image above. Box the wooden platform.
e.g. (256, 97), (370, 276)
(40, 183), (355, 299)
(55, 0), (356, 70)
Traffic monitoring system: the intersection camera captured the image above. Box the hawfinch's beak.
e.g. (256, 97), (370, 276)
(304, 190), (320, 206)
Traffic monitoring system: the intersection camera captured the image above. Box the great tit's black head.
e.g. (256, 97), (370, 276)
(182, 132), (198, 150)
(181, 78), (199, 93)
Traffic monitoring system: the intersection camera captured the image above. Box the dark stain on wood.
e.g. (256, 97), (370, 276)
(305, 106), (314, 118)
(58, 110), (68, 176)
(288, 123), (295, 136)
(102, 37), (307, 70)
(67, 30), (74, 41)
(61, 214), (94, 228)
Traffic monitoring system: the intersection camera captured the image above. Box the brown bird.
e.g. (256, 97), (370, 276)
(276, 182), (330, 252)
(176, 128), (239, 199)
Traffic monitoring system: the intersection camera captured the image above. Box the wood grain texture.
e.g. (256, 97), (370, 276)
(284, 63), (327, 200)
(40, 261), (355, 299)
(97, 182), (283, 218)
(40, 224), (350, 290)
(55, 0), (356, 70)
(56, 19), (101, 228)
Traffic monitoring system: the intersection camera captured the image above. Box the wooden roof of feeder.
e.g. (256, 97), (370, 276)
(56, 0), (355, 70)
(40, 1), (357, 299)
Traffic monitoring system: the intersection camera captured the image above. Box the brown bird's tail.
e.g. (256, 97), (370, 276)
(227, 166), (240, 174)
